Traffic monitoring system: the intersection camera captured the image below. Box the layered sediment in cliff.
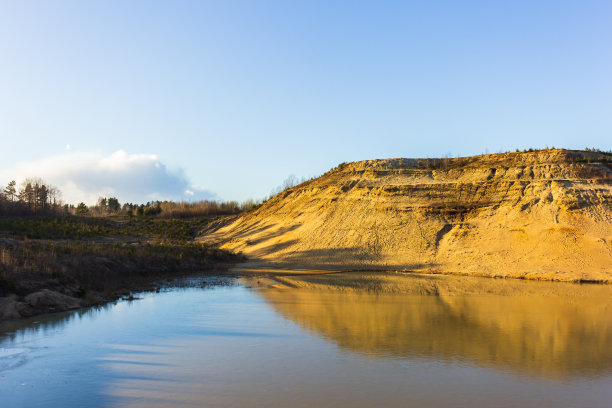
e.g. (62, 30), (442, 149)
(202, 149), (612, 281)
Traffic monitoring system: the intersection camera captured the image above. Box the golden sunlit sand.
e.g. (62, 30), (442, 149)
(204, 150), (612, 282)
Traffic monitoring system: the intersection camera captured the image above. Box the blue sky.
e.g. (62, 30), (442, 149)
(1, 1), (611, 204)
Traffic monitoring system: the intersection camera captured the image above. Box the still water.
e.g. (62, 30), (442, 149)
(1, 274), (612, 407)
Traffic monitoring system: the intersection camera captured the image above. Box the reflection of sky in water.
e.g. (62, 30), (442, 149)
(0, 279), (611, 407)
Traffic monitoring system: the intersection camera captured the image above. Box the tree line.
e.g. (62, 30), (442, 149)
(83, 198), (254, 218)
(0, 179), (64, 216)
(1, 179), (258, 218)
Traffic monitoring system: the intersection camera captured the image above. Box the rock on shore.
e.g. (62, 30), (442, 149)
(0, 290), (83, 320)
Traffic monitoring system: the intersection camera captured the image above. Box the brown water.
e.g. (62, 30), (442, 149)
(1, 274), (612, 407)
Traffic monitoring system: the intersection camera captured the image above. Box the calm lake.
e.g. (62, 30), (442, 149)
(1, 273), (612, 407)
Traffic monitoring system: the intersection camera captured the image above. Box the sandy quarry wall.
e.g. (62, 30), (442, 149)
(201, 150), (612, 282)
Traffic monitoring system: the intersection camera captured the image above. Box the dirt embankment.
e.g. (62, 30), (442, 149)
(0, 216), (244, 321)
(0, 239), (241, 320)
(201, 149), (612, 282)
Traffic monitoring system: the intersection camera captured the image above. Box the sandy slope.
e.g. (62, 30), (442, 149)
(201, 149), (612, 282)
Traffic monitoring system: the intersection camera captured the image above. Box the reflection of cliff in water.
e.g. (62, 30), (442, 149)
(258, 273), (612, 378)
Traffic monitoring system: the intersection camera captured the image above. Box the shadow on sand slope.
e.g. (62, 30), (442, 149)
(235, 246), (436, 271)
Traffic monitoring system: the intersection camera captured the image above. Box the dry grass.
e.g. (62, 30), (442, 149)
(157, 200), (255, 218)
(0, 239), (241, 297)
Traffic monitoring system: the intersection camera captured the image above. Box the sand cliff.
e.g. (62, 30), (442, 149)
(202, 149), (611, 282)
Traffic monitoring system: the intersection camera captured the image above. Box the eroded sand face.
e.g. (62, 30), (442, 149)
(204, 150), (611, 282)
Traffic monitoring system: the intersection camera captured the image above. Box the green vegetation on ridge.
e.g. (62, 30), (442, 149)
(0, 216), (215, 241)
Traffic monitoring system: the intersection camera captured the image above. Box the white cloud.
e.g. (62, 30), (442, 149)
(0, 150), (217, 205)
